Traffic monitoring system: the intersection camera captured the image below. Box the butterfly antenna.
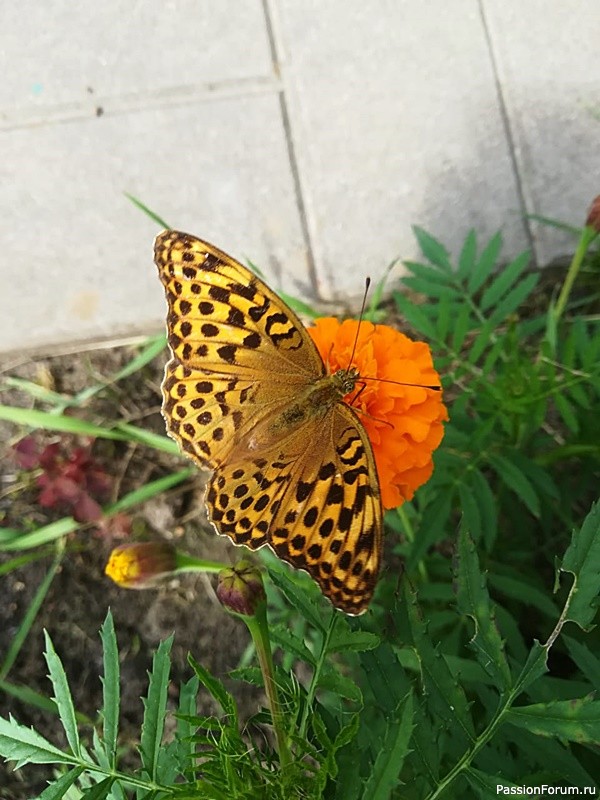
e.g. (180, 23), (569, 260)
(347, 277), (371, 369)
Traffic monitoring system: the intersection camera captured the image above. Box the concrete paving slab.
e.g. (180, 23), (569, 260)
(0, 93), (310, 356)
(272, 0), (530, 300)
(482, 0), (600, 264)
(1, 1), (273, 123)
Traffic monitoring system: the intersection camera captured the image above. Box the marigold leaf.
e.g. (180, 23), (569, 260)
(38, 767), (87, 800)
(505, 696), (600, 743)
(140, 635), (173, 780)
(79, 776), (116, 799)
(554, 393), (579, 434)
(270, 624), (317, 665)
(488, 574), (559, 619)
(0, 714), (72, 767)
(413, 226), (453, 271)
(458, 483), (482, 543)
(451, 303), (473, 353)
(487, 453), (540, 517)
(407, 493), (453, 571)
(457, 230), (477, 279)
(559, 500), (600, 631)
(435, 293), (451, 342)
(454, 525), (512, 689)
(328, 624), (380, 653)
(187, 653), (237, 724)
(266, 560), (327, 632)
(467, 232), (502, 295)
(318, 664), (362, 702)
(465, 767), (519, 797)
(359, 643), (411, 713)
(563, 636), (600, 691)
(393, 293), (436, 339)
(43, 631), (81, 759)
(479, 250), (531, 312)
(402, 260), (455, 287)
(403, 276), (458, 300)
(99, 611), (119, 770)
(469, 469), (497, 550)
(466, 319), (496, 365)
(362, 692), (414, 799)
(401, 582), (475, 745)
(488, 272), (539, 326)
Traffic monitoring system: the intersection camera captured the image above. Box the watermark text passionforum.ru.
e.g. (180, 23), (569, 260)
(497, 787), (597, 796)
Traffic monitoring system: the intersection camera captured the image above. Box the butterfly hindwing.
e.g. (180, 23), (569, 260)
(206, 404), (381, 615)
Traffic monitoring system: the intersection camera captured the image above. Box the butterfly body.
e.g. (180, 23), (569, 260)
(155, 230), (382, 614)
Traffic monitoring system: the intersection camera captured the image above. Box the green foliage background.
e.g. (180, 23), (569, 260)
(1, 223), (599, 798)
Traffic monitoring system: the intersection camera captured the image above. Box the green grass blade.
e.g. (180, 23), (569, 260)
(107, 468), (195, 514)
(0, 406), (129, 440)
(112, 423), (180, 454)
(124, 193), (171, 229)
(0, 545), (64, 679)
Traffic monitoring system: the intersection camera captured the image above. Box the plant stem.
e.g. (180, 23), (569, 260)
(245, 607), (292, 769)
(299, 612), (337, 739)
(553, 226), (597, 324)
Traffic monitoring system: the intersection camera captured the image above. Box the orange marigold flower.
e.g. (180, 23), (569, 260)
(105, 542), (177, 589)
(308, 317), (448, 510)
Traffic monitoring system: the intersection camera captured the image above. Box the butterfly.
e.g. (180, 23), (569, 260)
(154, 231), (382, 615)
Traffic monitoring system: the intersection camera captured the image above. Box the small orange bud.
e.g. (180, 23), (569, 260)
(105, 542), (177, 589)
(585, 195), (600, 233)
(216, 560), (266, 617)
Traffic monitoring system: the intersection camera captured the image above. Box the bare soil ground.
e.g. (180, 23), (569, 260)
(0, 345), (262, 798)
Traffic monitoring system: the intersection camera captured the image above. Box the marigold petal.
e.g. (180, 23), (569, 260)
(308, 317), (447, 509)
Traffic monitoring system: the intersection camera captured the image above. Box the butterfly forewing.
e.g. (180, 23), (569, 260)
(155, 230), (383, 614)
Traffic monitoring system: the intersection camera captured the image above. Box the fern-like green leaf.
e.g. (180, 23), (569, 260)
(454, 525), (512, 689)
(413, 226), (453, 272)
(563, 636), (600, 691)
(139, 635), (173, 781)
(0, 714), (72, 767)
(505, 696), (600, 743)
(361, 691), (414, 799)
(457, 230), (477, 279)
(487, 453), (540, 517)
(43, 631), (81, 758)
(559, 500), (600, 631)
(479, 250), (530, 312)
(99, 611), (120, 770)
(401, 582), (475, 746)
(38, 766), (87, 800)
(187, 654), (238, 724)
(467, 232), (502, 294)
(488, 273), (539, 326)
